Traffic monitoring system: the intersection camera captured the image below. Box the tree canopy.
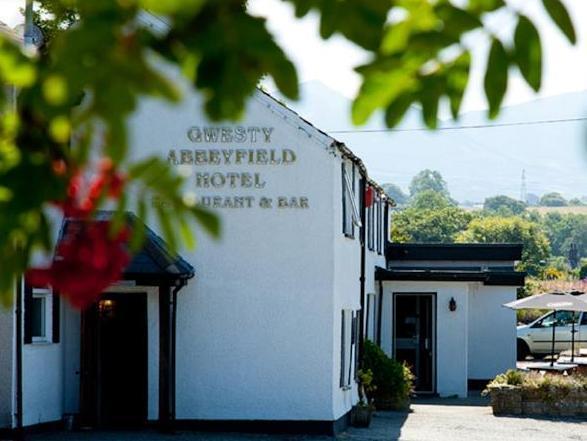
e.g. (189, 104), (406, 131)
(0, 0), (577, 306)
(455, 216), (550, 276)
(381, 183), (408, 206)
(483, 195), (527, 216)
(408, 169), (451, 198)
(539, 192), (568, 207)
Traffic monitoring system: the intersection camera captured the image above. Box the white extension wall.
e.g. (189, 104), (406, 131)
(380, 281), (470, 398)
(22, 301), (64, 426)
(467, 285), (517, 380)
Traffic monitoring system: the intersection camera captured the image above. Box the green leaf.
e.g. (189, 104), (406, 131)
(385, 93), (415, 128)
(179, 216), (196, 250)
(419, 76), (444, 129)
(435, 4), (483, 38)
(542, 0), (576, 44)
(467, 0), (505, 14)
(190, 205), (221, 239)
(483, 38), (509, 119)
(447, 51), (471, 119)
(352, 59), (418, 125)
(514, 16), (542, 92)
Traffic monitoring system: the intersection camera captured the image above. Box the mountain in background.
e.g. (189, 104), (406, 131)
(284, 81), (587, 203)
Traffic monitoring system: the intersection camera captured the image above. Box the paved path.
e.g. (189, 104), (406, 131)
(28, 403), (587, 441)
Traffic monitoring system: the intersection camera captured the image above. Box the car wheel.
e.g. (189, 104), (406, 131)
(517, 339), (530, 361)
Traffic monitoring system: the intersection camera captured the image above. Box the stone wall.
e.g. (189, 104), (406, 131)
(489, 386), (587, 417)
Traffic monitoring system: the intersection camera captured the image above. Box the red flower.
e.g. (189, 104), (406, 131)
(26, 221), (130, 309)
(55, 158), (126, 218)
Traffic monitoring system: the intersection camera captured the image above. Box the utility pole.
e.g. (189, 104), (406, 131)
(520, 169), (527, 203)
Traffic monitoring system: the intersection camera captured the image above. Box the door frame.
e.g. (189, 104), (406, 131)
(392, 292), (437, 394)
(80, 292), (149, 427)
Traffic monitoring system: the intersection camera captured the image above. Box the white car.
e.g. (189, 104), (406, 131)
(517, 310), (587, 360)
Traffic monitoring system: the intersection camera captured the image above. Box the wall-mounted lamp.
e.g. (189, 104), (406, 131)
(449, 297), (457, 312)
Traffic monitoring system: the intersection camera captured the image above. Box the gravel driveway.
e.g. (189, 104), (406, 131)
(28, 401), (587, 441)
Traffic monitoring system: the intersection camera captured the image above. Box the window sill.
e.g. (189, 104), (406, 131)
(341, 385), (352, 391)
(344, 233), (355, 240)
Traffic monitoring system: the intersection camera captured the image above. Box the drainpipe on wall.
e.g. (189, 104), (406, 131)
(15, 277), (23, 441)
(358, 176), (367, 367)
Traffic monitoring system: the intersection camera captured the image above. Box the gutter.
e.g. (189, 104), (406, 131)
(358, 176), (367, 367)
(15, 277), (23, 440)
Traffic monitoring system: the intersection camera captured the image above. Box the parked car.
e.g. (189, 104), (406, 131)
(517, 310), (587, 360)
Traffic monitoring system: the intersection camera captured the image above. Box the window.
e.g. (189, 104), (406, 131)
(533, 310), (579, 328)
(24, 283), (59, 344)
(366, 293), (378, 341)
(367, 194), (374, 251)
(340, 309), (358, 388)
(377, 199), (384, 254)
(341, 162), (361, 238)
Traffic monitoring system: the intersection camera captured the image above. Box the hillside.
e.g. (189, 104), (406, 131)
(285, 82), (587, 203)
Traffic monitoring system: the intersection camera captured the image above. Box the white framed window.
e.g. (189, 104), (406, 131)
(342, 162), (361, 238)
(31, 288), (52, 343)
(340, 309), (360, 389)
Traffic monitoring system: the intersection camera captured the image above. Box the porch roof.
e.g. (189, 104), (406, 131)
(59, 212), (195, 284)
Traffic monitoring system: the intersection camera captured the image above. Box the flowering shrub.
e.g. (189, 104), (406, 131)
(26, 221), (130, 308)
(484, 369), (587, 398)
(363, 340), (415, 410)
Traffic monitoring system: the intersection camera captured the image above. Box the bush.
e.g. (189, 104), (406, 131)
(362, 340), (414, 410)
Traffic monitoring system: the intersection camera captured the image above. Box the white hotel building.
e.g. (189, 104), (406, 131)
(0, 21), (524, 437)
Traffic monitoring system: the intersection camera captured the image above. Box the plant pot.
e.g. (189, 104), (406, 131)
(351, 405), (373, 428)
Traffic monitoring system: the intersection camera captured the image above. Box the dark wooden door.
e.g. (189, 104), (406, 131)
(81, 293), (148, 427)
(394, 294), (435, 393)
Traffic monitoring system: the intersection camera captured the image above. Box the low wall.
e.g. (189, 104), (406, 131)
(489, 386), (587, 417)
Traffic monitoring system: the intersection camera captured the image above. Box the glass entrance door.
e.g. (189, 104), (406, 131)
(393, 293), (435, 393)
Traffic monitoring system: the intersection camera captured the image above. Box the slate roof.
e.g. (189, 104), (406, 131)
(59, 212), (194, 283)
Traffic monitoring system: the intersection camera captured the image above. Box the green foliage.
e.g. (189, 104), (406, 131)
(381, 182), (408, 206)
(363, 340), (414, 410)
(408, 169), (450, 198)
(347, 0), (574, 128)
(391, 205), (473, 243)
(513, 16), (542, 92)
(579, 260), (587, 280)
(539, 212), (587, 260)
(455, 216), (550, 276)
(409, 190), (455, 210)
(0, 0), (577, 303)
(485, 370), (587, 401)
(542, 0), (577, 44)
(540, 192), (568, 207)
(483, 195), (527, 216)
(356, 368), (376, 407)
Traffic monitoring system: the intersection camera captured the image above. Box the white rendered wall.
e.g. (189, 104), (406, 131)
(468, 284), (517, 380)
(127, 78), (341, 421)
(381, 281), (469, 398)
(22, 297), (64, 426)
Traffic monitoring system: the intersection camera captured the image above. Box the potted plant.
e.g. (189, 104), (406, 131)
(351, 368), (376, 427)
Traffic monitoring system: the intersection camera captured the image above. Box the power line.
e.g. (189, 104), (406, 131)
(328, 116), (587, 134)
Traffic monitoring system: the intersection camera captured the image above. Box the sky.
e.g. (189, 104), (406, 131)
(248, 0), (587, 112)
(1, 0), (586, 112)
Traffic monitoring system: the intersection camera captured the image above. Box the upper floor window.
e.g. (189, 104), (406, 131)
(341, 162), (361, 238)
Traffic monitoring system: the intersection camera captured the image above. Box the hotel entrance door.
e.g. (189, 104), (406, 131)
(393, 293), (436, 393)
(80, 293), (148, 427)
